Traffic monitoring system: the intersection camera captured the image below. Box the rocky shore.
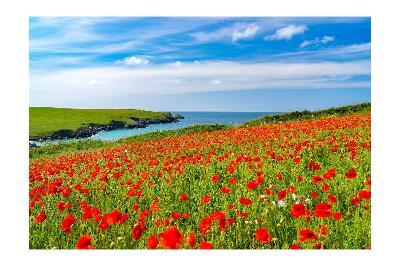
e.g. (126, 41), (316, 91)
(29, 112), (184, 142)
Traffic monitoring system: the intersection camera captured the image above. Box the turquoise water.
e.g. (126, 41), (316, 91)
(34, 111), (277, 146)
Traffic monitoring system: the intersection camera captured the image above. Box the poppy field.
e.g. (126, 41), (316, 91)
(29, 112), (371, 249)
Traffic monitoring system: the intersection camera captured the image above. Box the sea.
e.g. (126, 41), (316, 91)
(33, 111), (278, 146)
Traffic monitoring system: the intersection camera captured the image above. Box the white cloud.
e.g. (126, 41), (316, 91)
(300, 35), (335, 48)
(88, 80), (106, 85)
(264, 24), (307, 41)
(116, 56), (150, 66)
(321, 36), (335, 43)
(191, 23), (260, 43)
(173, 61), (182, 67)
(30, 60), (370, 101)
(232, 24), (259, 42)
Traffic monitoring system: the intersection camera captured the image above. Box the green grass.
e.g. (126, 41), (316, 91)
(29, 112), (371, 249)
(239, 103), (371, 128)
(29, 103), (371, 161)
(29, 124), (231, 160)
(29, 107), (171, 138)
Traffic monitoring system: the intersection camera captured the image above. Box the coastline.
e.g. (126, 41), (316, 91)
(29, 112), (184, 142)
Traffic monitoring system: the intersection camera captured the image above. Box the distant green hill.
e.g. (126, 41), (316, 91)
(29, 107), (174, 139)
(239, 103), (371, 128)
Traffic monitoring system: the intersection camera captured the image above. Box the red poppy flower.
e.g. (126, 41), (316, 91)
(321, 183), (330, 192)
(159, 226), (183, 249)
(186, 233), (196, 248)
(98, 220), (108, 231)
(314, 202), (332, 218)
(255, 228), (273, 244)
(150, 203), (160, 212)
(131, 225), (144, 240)
(265, 188), (273, 196)
(201, 195), (211, 204)
(291, 203), (306, 218)
(76, 235), (94, 249)
(229, 178), (237, 184)
(211, 174), (220, 184)
(199, 217), (213, 232)
(333, 212), (343, 220)
(318, 225), (328, 236)
(290, 244), (301, 249)
(276, 173), (283, 180)
(323, 168), (336, 179)
(288, 185), (295, 194)
(57, 202), (65, 211)
(147, 235), (158, 249)
(308, 161), (320, 170)
(239, 197), (252, 206)
(345, 168), (357, 179)
(35, 211), (46, 224)
(310, 191), (318, 198)
(312, 176), (323, 184)
(246, 180), (259, 190)
(299, 228), (318, 242)
(60, 214), (76, 233)
(179, 193), (189, 201)
(358, 190), (371, 200)
(171, 212), (181, 220)
(227, 204), (235, 210)
(327, 194), (337, 203)
(199, 240), (213, 249)
(278, 190), (287, 200)
(220, 186), (231, 194)
(351, 197), (360, 206)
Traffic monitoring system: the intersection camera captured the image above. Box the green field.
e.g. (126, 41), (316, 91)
(29, 103), (371, 161)
(29, 107), (172, 138)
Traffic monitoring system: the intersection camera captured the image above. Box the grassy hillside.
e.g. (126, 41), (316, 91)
(29, 124), (231, 160)
(239, 103), (371, 128)
(29, 107), (171, 138)
(29, 103), (371, 161)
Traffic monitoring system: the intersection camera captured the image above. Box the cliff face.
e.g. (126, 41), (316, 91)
(29, 113), (184, 141)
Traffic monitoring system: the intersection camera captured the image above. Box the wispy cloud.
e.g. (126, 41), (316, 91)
(30, 59), (370, 101)
(264, 43), (371, 62)
(300, 36), (335, 48)
(115, 56), (150, 66)
(191, 23), (260, 43)
(264, 24), (307, 41)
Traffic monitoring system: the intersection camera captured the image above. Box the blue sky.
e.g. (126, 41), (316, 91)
(29, 17), (371, 111)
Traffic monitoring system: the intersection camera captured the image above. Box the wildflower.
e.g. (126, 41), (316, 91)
(345, 168), (357, 179)
(255, 228), (273, 243)
(358, 190), (371, 200)
(291, 203), (306, 218)
(76, 235), (94, 249)
(199, 240), (213, 249)
(35, 211), (46, 224)
(314, 202), (332, 218)
(239, 197), (252, 206)
(60, 214), (77, 233)
(146, 235), (158, 249)
(159, 226), (183, 249)
(186, 233), (196, 248)
(299, 228), (318, 242)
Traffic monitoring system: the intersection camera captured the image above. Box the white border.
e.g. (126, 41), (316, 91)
(1, 0), (399, 265)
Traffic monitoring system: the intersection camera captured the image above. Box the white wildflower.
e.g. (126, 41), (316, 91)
(278, 200), (286, 207)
